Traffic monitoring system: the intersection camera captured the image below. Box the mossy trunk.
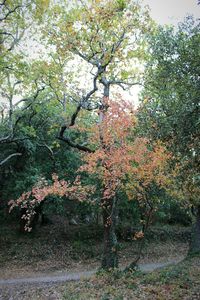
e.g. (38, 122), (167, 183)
(189, 205), (200, 255)
(101, 197), (118, 269)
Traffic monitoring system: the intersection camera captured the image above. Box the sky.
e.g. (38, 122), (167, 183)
(125, 0), (200, 106)
(143, 0), (199, 25)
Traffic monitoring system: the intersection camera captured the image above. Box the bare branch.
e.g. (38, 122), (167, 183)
(37, 143), (55, 161)
(0, 152), (22, 167)
(73, 48), (98, 66)
(14, 86), (45, 108)
(8, 26), (26, 51)
(0, 135), (11, 144)
(0, 4), (22, 22)
(57, 103), (94, 153)
(0, 1), (7, 7)
(57, 134), (94, 153)
(108, 79), (142, 90)
(0, 136), (30, 145)
(103, 28), (127, 68)
(57, 64), (101, 149)
(70, 104), (81, 126)
(0, 31), (15, 40)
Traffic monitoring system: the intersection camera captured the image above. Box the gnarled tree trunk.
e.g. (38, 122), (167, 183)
(189, 205), (200, 255)
(101, 196), (118, 269)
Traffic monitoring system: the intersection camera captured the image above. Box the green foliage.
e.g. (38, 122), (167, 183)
(157, 204), (192, 226)
(138, 17), (200, 213)
(115, 0), (127, 12)
(140, 17), (200, 156)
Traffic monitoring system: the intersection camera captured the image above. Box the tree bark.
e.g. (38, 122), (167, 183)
(101, 196), (118, 269)
(189, 205), (200, 255)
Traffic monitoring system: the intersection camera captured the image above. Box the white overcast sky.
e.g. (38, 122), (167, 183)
(126, 0), (200, 106)
(143, 0), (199, 25)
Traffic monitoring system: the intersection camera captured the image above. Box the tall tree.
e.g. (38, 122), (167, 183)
(44, 0), (153, 268)
(139, 17), (200, 254)
(0, 0), (49, 167)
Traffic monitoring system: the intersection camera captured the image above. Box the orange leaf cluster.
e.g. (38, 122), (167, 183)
(9, 174), (95, 231)
(79, 99), (171, 202)
(79, 99), (137, 200)
(133, 230), (144, 240)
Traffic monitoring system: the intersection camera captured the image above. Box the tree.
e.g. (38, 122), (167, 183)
(79, 99), (172, 268)
(78, 99), (137, 268)
(124, 140), (173, 267)
(139, 17), (200, 254)
(0, 60), (46, 168)
(43, 0), (153, 268)
(9, 99), (172, 269)
(0, 0), (49, 210)
(0, 0), (49, 65)
(0, 0), (49, 168)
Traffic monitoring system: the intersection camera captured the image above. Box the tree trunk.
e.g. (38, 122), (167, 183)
(101, 197), (118, 269)
(99, 83), (119, 269)
(189, 205), (200, 255)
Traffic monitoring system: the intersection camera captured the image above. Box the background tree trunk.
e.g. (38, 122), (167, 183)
(189, 205), (200, 255)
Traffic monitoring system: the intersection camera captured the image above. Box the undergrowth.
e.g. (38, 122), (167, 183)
(63, 254), (200, 300)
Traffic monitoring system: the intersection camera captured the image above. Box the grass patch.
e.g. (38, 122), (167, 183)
(71, 239), (100, 259)
(62, 255), (200, 300)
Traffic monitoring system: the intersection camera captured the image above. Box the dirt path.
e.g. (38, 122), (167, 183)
(0, 259), (181, 287)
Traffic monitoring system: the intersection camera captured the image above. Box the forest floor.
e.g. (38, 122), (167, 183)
(0, 217), (198, 299)
(1, 255), (200, 300)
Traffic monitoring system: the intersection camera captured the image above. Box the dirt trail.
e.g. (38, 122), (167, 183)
(0, 259), (181, 286)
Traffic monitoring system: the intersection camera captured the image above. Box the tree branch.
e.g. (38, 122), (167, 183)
(0, 4), (22, 22)
(0, 135), (11, 144)
(57, 133), (94, 153)
(57, 67), (102, 152)
(0, 152), (22, 167)
(37, 143), (55, 161)
(58, 104), (94, 153)
(14, 86), (45, 108)
(108, 79), (142, 90)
